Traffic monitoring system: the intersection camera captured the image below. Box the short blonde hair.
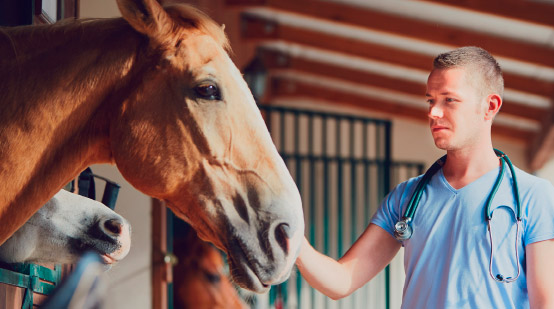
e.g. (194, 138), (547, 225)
(433, 46), (503, 99)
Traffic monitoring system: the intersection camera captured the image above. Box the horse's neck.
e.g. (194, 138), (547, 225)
(0, 19), (143, 244)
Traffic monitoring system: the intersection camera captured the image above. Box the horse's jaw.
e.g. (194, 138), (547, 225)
(175, 189), (304, 292)
(224, 224), (304, 293)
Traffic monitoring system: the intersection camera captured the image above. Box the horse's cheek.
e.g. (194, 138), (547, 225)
(109, 119), (170, 197)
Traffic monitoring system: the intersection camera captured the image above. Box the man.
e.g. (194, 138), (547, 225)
(295, 47), (554, 308)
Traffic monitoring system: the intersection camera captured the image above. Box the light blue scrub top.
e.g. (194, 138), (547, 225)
(371, 165), (554, 309)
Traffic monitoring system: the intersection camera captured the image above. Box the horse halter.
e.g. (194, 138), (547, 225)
(393, 149), (522, 283)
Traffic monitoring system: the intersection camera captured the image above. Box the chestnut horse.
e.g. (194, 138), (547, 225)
(0, 0), (303, 291)
(173, 227), (248, 309)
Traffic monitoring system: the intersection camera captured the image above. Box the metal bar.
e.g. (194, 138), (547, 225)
(280, 109), (286, 153)
(363, 122), (371, 308)
(23, 286), (33, 309)
(336, 119), (343, 257)
(31, 264), (58, 283)
(308, 115), (316, 245)
(0, 268), (30, 288)
(31, 280), (56, 295)
(350, 121), (357, 244)
(384, 122), (392, 309)
(350, 120), (357, 309)
(269, 285), (276, 307)
(322, 114), (330, 309)
(308, 115), (316, 308)
(322, 116), (329, 257)
(294, 111), (302, 308)
(267, 107), (277, 308)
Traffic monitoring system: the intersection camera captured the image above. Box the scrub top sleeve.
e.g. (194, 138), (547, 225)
(523, 179), (554, 246)
(371, 183), (405, 240)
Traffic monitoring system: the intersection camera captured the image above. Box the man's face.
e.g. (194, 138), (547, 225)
(426, 67), (488, 151)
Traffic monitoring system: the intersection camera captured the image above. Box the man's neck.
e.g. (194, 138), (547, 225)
(442, 145), (500, 190)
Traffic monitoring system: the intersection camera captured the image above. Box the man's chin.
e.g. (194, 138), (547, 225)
(432, 139), (450, 150)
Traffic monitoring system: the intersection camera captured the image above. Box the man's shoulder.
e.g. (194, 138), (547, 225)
(390, 174), (425, 197)
(513, 166), (554, 194)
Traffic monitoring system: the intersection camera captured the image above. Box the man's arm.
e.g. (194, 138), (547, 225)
(295, 223), (401, 300)
(526, 239), (554, 308)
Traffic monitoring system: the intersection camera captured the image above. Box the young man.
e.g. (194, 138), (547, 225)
(295, 47), (554, 308)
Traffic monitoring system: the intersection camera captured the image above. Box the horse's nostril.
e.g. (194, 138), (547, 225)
(103, 219), (123, 235)
(275, 223), (291, 254)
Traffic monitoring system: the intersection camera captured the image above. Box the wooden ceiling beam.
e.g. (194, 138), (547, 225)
(242, 15), (554, 98)
(416, 0), (554, 27)
(269, 76), (533, 144)
(270, 76), (427, 119)
(258, 48), (546, 122)
(230, 0), (554, 68)
(259, 48), (426, 96)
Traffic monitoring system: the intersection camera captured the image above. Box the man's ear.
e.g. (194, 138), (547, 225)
(484, 94), (502, 120)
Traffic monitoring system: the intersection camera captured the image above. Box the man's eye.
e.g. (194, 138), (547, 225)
(195, 83), (221, 101)
(446, 98), (455, 102)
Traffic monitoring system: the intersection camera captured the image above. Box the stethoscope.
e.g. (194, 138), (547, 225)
(393, 149), (522, 283)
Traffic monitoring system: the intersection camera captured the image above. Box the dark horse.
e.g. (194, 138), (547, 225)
(0, 0), (304, 291)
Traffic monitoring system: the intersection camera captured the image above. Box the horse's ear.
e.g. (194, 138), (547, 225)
(116, 0), (173, 42)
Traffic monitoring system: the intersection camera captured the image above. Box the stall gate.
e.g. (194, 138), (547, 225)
(256, 105), (424, 309)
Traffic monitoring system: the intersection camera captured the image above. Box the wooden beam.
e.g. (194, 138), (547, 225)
(152, 199), (170, 309)
(230, 0), (554, 68)
(242, 15), (554, 98)
(416, 0), (554, 28)
(528, 108), (554, 170)
(242, 14), (431, 70)
(259, 48), (546, 122)
(270, 76), (427, 119)
(269, 76), (532, 144)
(260, 48), (426, 96)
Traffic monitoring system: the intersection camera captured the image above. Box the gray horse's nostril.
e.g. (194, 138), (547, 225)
(275, 223), (291, 254)
(103, 219), (123, 235)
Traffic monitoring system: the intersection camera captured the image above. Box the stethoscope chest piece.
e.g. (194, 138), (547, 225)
(394, 219), (412, 241)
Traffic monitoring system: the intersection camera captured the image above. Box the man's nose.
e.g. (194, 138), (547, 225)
(428, 104), (443, 119)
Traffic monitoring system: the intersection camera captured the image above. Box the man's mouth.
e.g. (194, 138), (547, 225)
(431, 125), (448, 132)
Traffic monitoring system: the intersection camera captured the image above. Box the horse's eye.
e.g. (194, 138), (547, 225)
(204, 271), (221, 283)
(195, 83), (221, 101)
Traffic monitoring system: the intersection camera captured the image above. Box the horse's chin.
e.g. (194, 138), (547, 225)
(100, 254), (118, 266)
(227, 256), (270, 293)
(225, 243), (293, 293)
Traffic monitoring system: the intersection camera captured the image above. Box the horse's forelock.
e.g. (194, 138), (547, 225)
(163, 3), (231, 54)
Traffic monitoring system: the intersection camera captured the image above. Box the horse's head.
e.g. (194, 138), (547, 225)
(110, 0), (304, 291)
(174, 229), (248, 309)
(0, 190), (131, 265)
